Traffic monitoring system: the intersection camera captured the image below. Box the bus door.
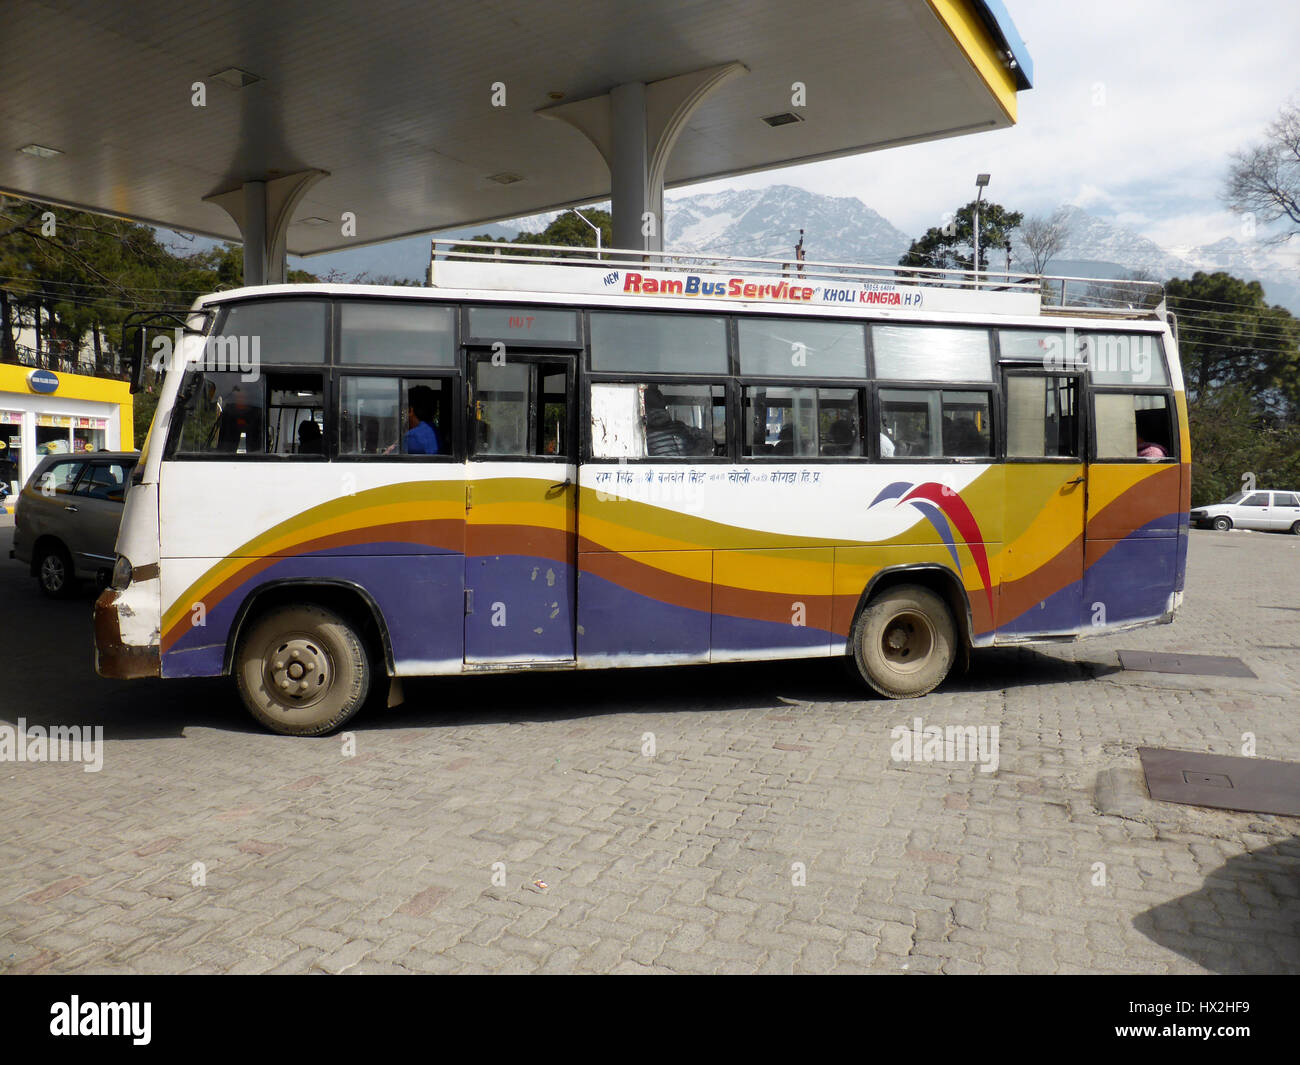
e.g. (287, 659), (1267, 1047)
(997, 370), (1087, 637)
(464, 351), (577, 664)
(1084, 376), (1181, 626)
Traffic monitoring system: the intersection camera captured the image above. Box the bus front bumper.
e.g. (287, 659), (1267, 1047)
(94, 581), (162, 680)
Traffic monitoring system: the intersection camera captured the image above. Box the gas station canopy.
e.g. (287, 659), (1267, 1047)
(1, 0), (1031, 271)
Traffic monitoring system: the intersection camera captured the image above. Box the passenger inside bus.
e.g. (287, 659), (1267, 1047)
(643, 385), (713, 457)
(1135, 409), (1169, 458)
(296, 419), (323, 454)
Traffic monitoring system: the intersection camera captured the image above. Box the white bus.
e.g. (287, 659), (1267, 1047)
(96, 242), (1190, 735)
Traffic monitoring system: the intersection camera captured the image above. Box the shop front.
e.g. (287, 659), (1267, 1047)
(0, 364), (134, 506)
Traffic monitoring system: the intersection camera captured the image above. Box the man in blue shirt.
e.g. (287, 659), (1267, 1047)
(403, 385), (440, 454)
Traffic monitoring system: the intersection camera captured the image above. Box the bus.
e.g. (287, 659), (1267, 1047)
(95, 242), (1190, 736)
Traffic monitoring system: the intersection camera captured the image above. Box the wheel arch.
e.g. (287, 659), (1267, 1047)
(850, 563), (975, 667)
(222, 578), (395, 678)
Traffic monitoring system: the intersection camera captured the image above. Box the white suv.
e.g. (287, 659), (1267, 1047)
(1191, 490), (1300, 534)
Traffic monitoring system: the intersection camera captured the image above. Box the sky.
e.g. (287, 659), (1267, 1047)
(681, 0), (1300, 257)
(288, 0), (1300, 281)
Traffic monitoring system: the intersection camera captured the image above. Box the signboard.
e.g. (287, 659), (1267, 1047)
(431, 260), (1042, 317)
(27, 368), (59, 394)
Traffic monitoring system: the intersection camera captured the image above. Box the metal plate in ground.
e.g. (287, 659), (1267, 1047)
(1139, 748), (1300, 816)
(1118, 651), (1256, 678)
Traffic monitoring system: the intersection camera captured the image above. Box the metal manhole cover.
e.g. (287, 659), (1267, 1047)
(1118, 651), (1256, 678)
(1139, 748), (1300, 816)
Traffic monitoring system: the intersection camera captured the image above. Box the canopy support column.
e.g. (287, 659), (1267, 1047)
(539, 62), (746, 252)
(203, 169), (327, 284)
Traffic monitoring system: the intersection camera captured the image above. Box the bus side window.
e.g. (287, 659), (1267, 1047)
(472, 361), (568, 459)
(879, 388), (992, 458)
(742, 386), (861, 458)
(1093, 392), (1173, 460)
(589, 382), (724, 459)
(173, 372), (266, 455)
(266, 372), (324, 457)
(340, 376), (451, 456)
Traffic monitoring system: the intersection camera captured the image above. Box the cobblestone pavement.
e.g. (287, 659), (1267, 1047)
(2, 519), (1298, 974)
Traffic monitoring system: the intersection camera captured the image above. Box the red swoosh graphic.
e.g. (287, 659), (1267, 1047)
(901, 482), (994, 618)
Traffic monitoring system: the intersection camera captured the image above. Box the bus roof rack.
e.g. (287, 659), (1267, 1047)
(428, 239), (1167, 320)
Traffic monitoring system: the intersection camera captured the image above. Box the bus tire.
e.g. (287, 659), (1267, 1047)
(850, 584), (957, 699)
(235, 603), (371, 736)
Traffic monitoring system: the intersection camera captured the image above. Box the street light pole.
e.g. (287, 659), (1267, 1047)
(973, 173), (990, 283)
(570, 207), (602, 257)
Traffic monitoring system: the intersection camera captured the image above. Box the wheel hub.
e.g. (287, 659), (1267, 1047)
(265, 637), (331, 705)
(880, 610), (936, 674)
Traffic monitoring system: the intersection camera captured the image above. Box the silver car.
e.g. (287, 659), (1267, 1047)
(1190, 490), (1300, 534)
(10, 452), (138, 597)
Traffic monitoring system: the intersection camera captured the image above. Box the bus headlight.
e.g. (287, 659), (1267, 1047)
(111, 555), (134, 590)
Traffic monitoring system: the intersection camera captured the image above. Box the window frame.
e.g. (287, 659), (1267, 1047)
(871, 381), (999, 463)
(461, 302), (584, 351)
(334, 369), (462, 462)
(1087, 384), (1179, 464)
(164, 296), (335, 462)
(737, 378), (869, 463)
(585, 307), (730, 377)
(999, 368), (1084, 464)
(583, 371), (734, 464)
(466, 348), (577, 463)
(336, 297), (459, 370)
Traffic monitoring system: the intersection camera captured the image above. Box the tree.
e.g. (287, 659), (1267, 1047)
(1165, 271), (1300, 415)
(898, 200), (1022, 273)
(459, 207), (613, 259)
(2, 195), (317, 378)
(1015, 208), (1071, 274)
(1224, 99), (1300, 244)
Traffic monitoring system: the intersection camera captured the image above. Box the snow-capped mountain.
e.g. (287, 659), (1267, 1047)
(296, 185), (1299, 313)
(1041, 204), (1300, 312)
(663, 185), (913, 265)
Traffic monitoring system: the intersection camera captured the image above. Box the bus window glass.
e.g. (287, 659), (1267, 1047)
(589, 312), (727, 374)
(467, 306), (577, 343)
(880, 388), (992, 458)
(1094, 392), (1173, 459)
(1082, 333), (1168, 386)
(339, 302), (455, 366)
(743, 386), (861, 456)
(737, 319), (867, 377)
(1006, 375), (1078, 458)
(340, 377), (451, 455)
(341, 377), (399, 454)
(873, 325), (992, 382)
(266, 373), (324, 456)
(473, 362), (528, 455)
(998, 330), (1070, 366)
(216, 300), (327, 365)
(589, 382), (724, 459)
(176, 372), (266, 454)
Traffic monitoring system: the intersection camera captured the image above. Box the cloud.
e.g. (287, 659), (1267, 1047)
(679, 1), (1300, 251)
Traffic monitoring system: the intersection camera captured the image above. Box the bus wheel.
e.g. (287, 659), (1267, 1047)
(851, 585), (957, 699)
(235, 604), (371, 736)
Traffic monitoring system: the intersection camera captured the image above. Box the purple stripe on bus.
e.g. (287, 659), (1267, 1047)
(577, 571), (712, 658)
(465, 554), (576, 660)
(163, 550), (464, 679)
